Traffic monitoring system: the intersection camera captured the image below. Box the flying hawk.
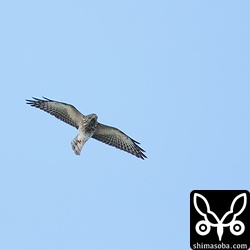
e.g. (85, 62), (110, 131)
(26, 97), (146, 159)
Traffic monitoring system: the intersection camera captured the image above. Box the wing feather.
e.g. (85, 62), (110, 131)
(92, 123), (147, 159)
(26, 97), (84, 129)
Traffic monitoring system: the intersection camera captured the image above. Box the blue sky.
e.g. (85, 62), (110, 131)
(0, 1), (249, 249)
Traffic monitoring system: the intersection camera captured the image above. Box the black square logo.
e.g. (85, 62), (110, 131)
(190, 190), (250, 250)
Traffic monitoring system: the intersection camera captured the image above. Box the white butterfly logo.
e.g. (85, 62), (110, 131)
(193, 193), (247, 241)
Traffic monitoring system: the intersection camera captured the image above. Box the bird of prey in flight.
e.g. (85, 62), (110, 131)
(26, 97), (146, 159)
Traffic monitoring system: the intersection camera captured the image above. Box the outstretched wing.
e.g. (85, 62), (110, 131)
(26, 97), (84, 129)
(92, 123), (147, 160)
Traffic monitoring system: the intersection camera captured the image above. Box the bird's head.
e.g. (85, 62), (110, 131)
(86, 113), (98, 131)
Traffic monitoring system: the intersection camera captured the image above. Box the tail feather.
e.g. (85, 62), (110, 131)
(71, 135), (84, 155)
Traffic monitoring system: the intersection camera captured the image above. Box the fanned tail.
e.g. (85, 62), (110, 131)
(71, 135), (85, 155)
